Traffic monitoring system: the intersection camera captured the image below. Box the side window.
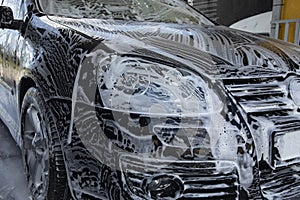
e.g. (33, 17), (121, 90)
(0, 0), (25, 87)
(1, 0), (24, 20)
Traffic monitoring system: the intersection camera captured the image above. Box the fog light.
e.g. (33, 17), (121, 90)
(143, 175), (184, 199)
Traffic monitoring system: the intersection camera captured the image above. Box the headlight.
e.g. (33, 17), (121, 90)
(98, 57), (213, 115)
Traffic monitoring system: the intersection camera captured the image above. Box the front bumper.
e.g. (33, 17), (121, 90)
(120, 155), (240, 199)
(65, 141), (243, 200)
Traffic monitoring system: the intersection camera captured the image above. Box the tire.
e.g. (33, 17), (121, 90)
(21, 87), (70, 200)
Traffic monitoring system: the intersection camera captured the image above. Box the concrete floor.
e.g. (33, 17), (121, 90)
(0, 120), (30, 200)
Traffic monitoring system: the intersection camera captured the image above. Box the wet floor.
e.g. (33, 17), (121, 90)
(0, 119), (30, 200)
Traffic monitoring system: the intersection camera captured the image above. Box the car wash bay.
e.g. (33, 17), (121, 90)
(0, 119), (30, 200)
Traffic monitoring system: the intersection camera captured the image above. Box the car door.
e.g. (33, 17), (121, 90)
(0, 0), (25, 137)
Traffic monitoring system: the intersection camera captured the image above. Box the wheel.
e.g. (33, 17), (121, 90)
(21, 87), (70, 200)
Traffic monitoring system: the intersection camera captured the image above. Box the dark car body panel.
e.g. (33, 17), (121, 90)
(1, 0), (300, 199)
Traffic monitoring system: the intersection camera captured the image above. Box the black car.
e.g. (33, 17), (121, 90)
(1, 0), (300, 199)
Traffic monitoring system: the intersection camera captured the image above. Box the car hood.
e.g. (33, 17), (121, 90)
(46, 16), (300, 79)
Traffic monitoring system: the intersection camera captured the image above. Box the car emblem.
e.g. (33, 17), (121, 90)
(143, 175), (184, 199)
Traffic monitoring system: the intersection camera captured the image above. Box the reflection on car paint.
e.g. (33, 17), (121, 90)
(0, 0), (300, 200)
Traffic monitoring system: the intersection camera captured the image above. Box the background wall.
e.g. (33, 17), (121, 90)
(191, 0), (273, 26)
(279, 0), (300, 42)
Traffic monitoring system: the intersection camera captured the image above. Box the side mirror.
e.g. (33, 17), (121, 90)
(0, 6), (22, 29)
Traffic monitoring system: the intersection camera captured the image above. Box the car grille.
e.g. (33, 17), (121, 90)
(225, 80), (300, 162)
(225, 78), (300, 133)
(120, 156), (240, 199)
(260, 164), (300, 199)
(178, 171), (239, 199)
(225, 81), (293, 114)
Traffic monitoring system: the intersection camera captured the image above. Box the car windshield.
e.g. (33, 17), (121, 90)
(37, 0), (213, 25)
